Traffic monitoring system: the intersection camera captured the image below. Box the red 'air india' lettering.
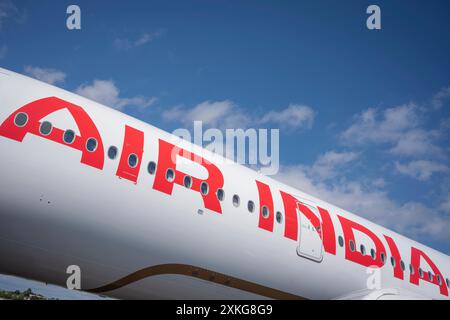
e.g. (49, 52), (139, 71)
(384, 235), (404, 280)
(338, 216), (385, 267)
(410, 247), (448, 296)
(152, 139), (224, 213)
(0, 97), (104, 169)
(280, 191), (336, 254)
(116, 125), (144, 183)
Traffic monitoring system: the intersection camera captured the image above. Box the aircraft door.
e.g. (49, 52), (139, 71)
(296, 202), (324, 262)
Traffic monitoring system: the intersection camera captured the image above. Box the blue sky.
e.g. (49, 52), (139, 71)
(1, 0), (450, 298)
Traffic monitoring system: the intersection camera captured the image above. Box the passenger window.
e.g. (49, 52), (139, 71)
(409, 264), (415, 275)
(261, 205), (270, 219)
(349, 240), (355, 252)
(437, 275), (442, 285)
(128, 154), (138, 168)
(183, 176), (192, 189)
(216, 188), (224, 201)
(390, 257), (396, 268)
(14, 112), (28, 127)
(86, 138), (98, 152)
(419, 268), (423, 278)
(360, 245), (366, 255)
(147, 161), (156, 175)
(200, 182), (209, 195)
(428, 271), (433, 281)
(400, 260), (405, 271)
(370, 248), (376, 260)
(232, 194), (240, 207)
(108, 146), (118, 160)
(247, 201), (255, 213)
(446, 278), (449, 288)
(338, 236), (344, 247)
(63, 130), (75, 144)
(166, 168), (175, 182)
(39, 121), (52, 136)
(276, 211), (283, 224)
(380, 252), (386, 264)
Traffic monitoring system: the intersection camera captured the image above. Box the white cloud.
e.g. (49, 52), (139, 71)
(432, 86), (450, 109)
(341, 104), (418, 145)
(340, 104), (442, 157)
(0, 0), (26, 30)
(24, 66), (66, 85)
(114, 30), (163, 50)
(163, 100), (251, 129)
(163, 100), (315, 130)
(440, 195), (450, 214)
(259, 104), (315, 129)
(75, 79), (156, 110)
(388, 129), (441, 157)
(309, 151), (359, 180)
(0, 44), (6, 59)
(372, 178), (386, 188)
(0, 0), (17, 29)
(395, 160), (449, 181)
(275, 163), (450, 246)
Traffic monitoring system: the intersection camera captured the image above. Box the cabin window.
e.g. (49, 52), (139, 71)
(419, 268), (423, 278)
(338, 236), (344, 247)
(370, 248), (376, 260)
(247, 201), (255, 213)
(216, 188), (224, 201)
(428, 271), (433, 282)
(380, 252), (386, 264)
(360, 245), (366, 255)
(200, 182), (209, 195)
(14, 112), (28, 127)
(86, 138), (98, 152)
(128, 154), (138, 168)
(446, 278), (449, 288)
(148, 161), (156, 175)
(409, 264), (415, 275)
(437, 275), (442, 285)
(39, 121), (53, 136)
(108, 146), (118, 160)
(349, 240), (355, 252)
(261, 205), (270, 219)
(183, 175), (192, 189)
(166, 168), (175, 182)
(276, 211), (283, 224)
(400, 260), (405, 271)
(390, 257), (396, 268)
(63, 130), (76, 144)
(232, 194), (240, 207)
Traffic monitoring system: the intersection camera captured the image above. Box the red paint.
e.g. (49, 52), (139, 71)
(384, 235), (404, 280)
(317, 207), (336, 255)
(152, 139), (224, 213)
(256, 181), (274, 232)
(338, 215), (385, 267)
(0, 97), (104, 169)
(116, 125), (144, 183)
(410, 247), (448, 296)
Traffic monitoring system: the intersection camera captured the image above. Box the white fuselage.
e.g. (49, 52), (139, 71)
(0, 67), (448, 300)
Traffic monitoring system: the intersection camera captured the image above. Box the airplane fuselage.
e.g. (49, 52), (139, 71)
(0, 67), (449, 300)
